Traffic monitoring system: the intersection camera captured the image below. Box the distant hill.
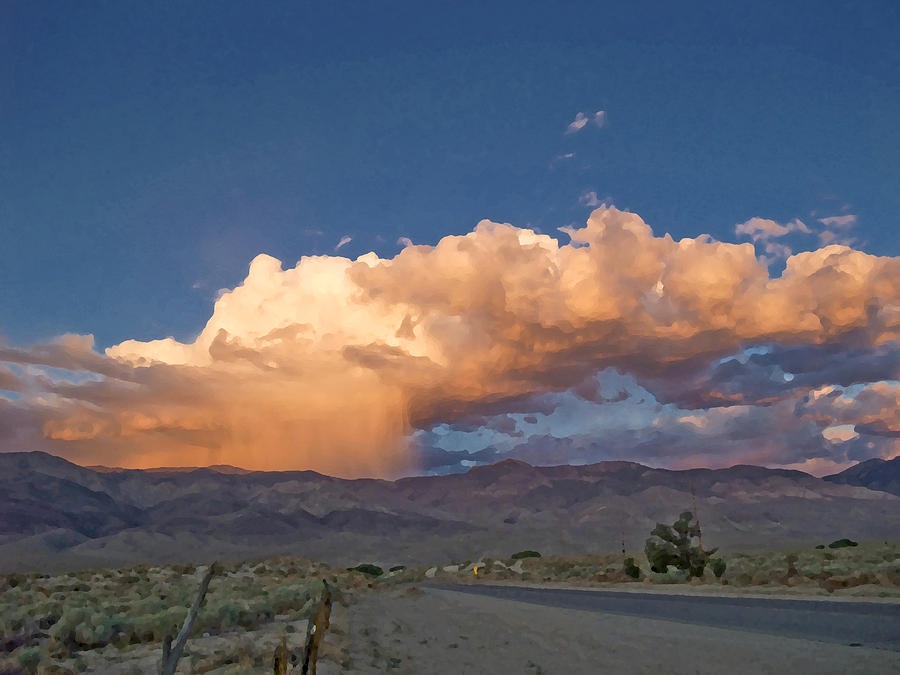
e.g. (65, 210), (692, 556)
(1, 451), (898, 572)
(824, 456), (900, 497)
(86, 464), (252, 475)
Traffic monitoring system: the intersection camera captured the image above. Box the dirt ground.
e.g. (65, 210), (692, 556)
(59, 584), (898, 673)
(325, 587), (898, 674)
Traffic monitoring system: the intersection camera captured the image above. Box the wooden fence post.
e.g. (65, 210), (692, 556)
(159, 562), (217, 675)
(300, 580), (332, 675)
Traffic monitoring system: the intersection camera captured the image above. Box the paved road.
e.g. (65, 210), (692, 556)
(435, 584), (900, 651)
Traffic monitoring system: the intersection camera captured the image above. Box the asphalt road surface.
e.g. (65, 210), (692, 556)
(436, 584), (900, 652)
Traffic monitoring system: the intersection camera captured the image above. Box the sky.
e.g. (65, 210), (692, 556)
(1, 1), (898, 477)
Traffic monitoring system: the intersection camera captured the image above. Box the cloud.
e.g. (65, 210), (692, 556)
(735, 217), (810, 242)
(818, 214), (859, 247)
(397, 237), (413, 248)
(549, 152), (575, 168)
(334, 235), (352, 251)
(2, 206), (899, 476)
(818, 215), (858, 229)
(796, 381), (900, 438)
(0, 365), (22, 393)
(638, 342), (900, 411)
(578, 191), (604, 208)
(565, 110), (605, 135)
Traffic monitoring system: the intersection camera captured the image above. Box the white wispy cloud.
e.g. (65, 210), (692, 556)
(397, 237), (413, 248)
(818, 214), (858, 247)
(578, 191), (606, 208)
(818, 215), (857, 229)
(565, 110), (606, 135)
(549, 152), (576, 168)
(735, 217), (810, 242)
(334, 235), (352, 251)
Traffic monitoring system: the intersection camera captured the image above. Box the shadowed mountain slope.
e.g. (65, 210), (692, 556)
(824, 456), (900, 497)
(1, 451), (898, 572)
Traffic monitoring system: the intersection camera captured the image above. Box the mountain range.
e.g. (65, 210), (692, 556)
(1, 451), (898, 572)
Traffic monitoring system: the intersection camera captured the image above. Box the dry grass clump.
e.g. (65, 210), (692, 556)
(419, 542), (900, 597)
(723, 541), (900, 593)
(0, 556), (360, 674)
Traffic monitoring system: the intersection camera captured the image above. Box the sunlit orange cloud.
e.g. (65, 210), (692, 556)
(1, 206), (899, 476)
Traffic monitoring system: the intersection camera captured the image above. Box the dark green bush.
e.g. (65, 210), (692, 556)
(711, 558), (727, 578)
(623, 557), (641, 579)
(389, 565), (406, 572)
(828, 538), (858, 549)
(347, 564), (384, 577)
(645, 511), (717, 578)
(511, 550), (542, 560)
(815, 544), (825, 549)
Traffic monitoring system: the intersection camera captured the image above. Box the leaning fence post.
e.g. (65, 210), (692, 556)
(159, 562), (217, 675)
(300, 580), (333, 675)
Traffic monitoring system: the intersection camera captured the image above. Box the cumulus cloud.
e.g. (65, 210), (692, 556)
(397, 237), (413, 248)
(565, 110), (605, 135)
(2, 206), (899, 476)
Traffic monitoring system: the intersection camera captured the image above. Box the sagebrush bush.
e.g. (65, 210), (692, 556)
(645, 511), (717, 577)
(623, 557), (641, 579)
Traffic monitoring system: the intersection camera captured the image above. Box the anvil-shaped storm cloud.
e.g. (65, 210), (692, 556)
(1, 207), (898, 476)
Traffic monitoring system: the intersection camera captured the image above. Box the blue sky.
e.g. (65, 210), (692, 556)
(1, 2), (899, 476)
(3, 0), (898, 348)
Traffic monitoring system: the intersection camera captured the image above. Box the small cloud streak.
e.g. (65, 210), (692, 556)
(565, 110), (606, 135)
(578, 191), (605, 208)
(735, 217), (810, 242)
(549, 152), (575, 168)
(334, 235), (352, 251)
(819, 215), (858, 229)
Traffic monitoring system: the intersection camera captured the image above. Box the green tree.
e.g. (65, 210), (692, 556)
(645, 511), (717, 577)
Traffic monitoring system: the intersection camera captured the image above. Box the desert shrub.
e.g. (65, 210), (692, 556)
(389, 565), (407, 572)
(623, 557), (641, 579)
(347, 564), (383, 577)
(815, 544), (825, 549)
(511, 550), (541, 560)
(734, 572), (753, 585)
(828, 538), (858, 549)
(6, 573), (26, 588)
(214, 601), (250, 629)
(17, 646), (41, 673)
(651, 567), (690, 584)
(644, 511), (716, 577)
(268, 583), (314, 613)
(711, 558), (727, 578)
(132, 607), (184, 643)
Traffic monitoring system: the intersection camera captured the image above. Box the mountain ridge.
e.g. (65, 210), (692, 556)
(1, 451), (898, 572)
